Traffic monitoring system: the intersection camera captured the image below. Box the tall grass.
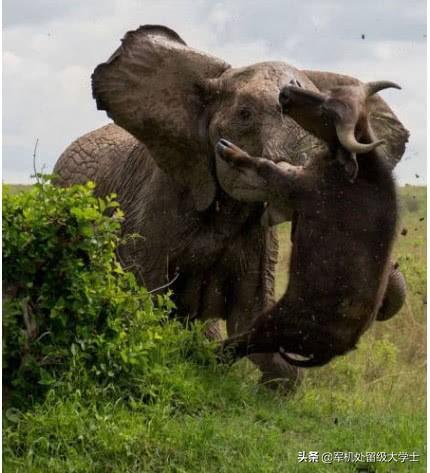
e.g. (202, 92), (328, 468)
(3, 185), (426, 472)
(274, 186), (426, 412)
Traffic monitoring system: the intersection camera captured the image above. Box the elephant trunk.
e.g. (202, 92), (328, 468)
(377, 266), (407, 321)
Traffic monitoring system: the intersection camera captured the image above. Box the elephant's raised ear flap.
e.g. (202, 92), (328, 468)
(92, 25), (231, 211)
(303, 70), (409, 169)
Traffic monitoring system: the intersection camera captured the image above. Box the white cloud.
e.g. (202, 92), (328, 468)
(3, 0), (426, 184)
(3, 51), (23, 69)
(208, 2), (231, 33)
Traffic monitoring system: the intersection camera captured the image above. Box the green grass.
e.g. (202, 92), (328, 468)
(3, 184), (32, 195)
(3, 185), (426, 472)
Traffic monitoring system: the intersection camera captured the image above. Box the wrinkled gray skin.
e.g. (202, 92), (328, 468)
(54, 25), (408, 392)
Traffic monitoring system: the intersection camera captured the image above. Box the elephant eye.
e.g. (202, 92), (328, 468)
(238, 106), (253, 122)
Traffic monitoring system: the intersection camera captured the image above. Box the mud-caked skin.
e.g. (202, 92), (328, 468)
(54, 25), (408, 389)
(218, 79), (406, 367)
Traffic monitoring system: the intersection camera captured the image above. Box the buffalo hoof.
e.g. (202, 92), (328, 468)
(256, 353), (304, 395)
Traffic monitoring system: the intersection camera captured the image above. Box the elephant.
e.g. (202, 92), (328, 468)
(53, 25), (409, 390)
(218, 79), (405, 366)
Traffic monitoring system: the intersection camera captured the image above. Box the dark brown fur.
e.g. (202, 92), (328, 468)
(218, 82), (399, 367)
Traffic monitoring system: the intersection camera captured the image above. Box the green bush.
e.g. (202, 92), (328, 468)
(3, 178), (215, 408)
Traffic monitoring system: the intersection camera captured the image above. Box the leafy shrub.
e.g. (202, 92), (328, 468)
(3, 178), (215, 407)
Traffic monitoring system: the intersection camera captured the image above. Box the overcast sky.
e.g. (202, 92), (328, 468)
(3, 0), (426, 184)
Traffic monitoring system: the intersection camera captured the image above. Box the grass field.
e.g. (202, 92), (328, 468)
(3, 184), (426, 472)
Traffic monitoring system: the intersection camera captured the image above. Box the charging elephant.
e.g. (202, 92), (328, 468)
(54, 25), (408, 391)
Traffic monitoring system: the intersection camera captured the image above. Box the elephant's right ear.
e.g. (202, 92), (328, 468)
(303, 70), (409, 168)
(92, 25), (231, 211)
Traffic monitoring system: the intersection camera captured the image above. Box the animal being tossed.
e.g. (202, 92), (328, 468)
(217, 79), (406, 367)
(54, 24), (408, 390)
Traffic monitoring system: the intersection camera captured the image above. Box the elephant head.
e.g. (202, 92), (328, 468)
(92, 25), (408, 214)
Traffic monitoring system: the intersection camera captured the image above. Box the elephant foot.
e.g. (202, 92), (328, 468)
(249, 353), (303, 395)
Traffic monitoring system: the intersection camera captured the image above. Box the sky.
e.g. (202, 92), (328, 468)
(3, 0), (427, 184)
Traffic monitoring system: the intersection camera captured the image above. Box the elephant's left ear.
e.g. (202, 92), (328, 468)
(303, 70), (409, 168)
(92, 25), (231, 211)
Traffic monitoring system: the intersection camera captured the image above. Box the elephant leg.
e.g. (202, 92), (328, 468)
(225, 225), (302, 393)
(377, 263), (407, 321)
(172, 269), (226, 341)
(192, 268), (228, 342)
(204, 319), (224, 341)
